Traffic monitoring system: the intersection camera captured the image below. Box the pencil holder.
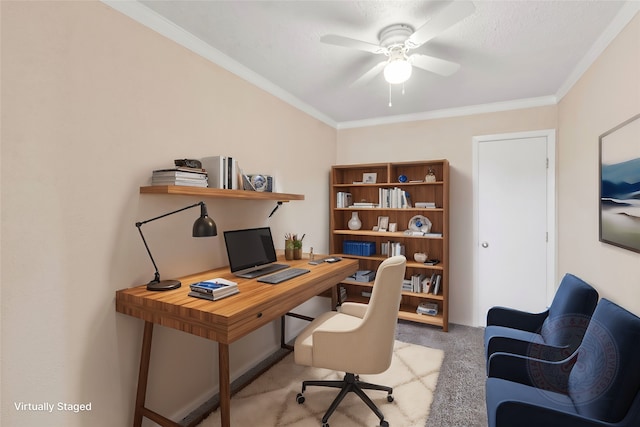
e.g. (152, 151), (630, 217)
(285, 239), (295, 260)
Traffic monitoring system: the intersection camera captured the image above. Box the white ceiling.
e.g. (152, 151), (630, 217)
(107, 1), (637, 128)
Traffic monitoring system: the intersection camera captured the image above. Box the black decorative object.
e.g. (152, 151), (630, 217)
(136, 201), (217, 291)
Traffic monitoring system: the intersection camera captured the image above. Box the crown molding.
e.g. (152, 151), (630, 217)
(337, 96), (558, 130)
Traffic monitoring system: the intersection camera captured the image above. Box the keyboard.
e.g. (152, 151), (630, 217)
(258, 268), (310, 284)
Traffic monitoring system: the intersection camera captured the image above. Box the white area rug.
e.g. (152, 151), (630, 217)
(200, 340), (444, 427)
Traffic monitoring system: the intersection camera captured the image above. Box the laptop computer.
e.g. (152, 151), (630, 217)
(223, 227), (288, 278)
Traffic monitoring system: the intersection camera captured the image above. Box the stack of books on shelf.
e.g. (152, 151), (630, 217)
(188, 278), (239, 301)
(349, 270), (376, 283)
(151, 167), (208, 187)
(417, 302), (439, 316)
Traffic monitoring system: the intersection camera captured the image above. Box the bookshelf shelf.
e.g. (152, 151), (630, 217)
(140, 185), (304, 201)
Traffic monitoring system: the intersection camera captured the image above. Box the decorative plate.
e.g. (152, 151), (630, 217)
(250, 174), (267, 192)
(408, 215), (432, 233)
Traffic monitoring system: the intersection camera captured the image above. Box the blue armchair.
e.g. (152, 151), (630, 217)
(484, 273), (598, 362)
(486, 298), (640, 427)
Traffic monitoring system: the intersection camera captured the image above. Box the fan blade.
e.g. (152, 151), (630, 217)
(406, 1), (475, 49)
(350, 61), (387, 88)
(410, 54), (460, 76)
(321, 34), (387, 55)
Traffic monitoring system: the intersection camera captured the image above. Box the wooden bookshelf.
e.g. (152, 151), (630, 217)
(330, 160), (450, 331)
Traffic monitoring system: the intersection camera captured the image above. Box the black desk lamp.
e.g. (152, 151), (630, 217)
(136, 201), (217, 291)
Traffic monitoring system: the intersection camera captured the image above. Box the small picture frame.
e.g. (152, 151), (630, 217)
(388, 223), (397, 232)
(363, 173), (377, 184)
(377, 216), (389, 232)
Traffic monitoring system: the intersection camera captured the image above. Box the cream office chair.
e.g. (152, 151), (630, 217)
(294, 255), (407, 427)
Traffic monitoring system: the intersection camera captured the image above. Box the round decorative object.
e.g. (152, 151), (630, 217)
(348, 212), (362, 230)
(250, 174), (267, 192)
(413, 252), (427, 263)
(408, 215), (432, 233)
(398, 174), (408, 183)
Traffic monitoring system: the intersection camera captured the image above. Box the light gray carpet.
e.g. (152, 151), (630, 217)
(396, 321), (487, 427)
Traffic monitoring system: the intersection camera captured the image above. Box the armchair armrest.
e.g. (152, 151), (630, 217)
(488, 352), (577, 393)
(487, 337), (572, 362)
(495, 401), (612, 427)
(339, 302), (368, 319)
(487, 306), (548, 331)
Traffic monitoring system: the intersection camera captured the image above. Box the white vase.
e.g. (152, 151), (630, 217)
(348, 212), (362, 230)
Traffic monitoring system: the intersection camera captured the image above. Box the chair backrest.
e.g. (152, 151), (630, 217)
(568, 298), (640, 422)
(356, 255), (406, 373)
(540, 273), (598, 347)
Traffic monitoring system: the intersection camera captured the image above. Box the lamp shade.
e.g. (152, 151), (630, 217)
(384, 59), (412, 84)
(193, 216), (217, 237)
(193, 203), (217, 237)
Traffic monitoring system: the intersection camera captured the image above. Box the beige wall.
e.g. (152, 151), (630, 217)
(1, 2), (335, 426)
(337, 107), (558, 326)
(557, 13), (640, 314)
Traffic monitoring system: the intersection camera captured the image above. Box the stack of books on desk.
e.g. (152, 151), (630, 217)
(188, 278), (239, 301)
(151, 167), (208, 187)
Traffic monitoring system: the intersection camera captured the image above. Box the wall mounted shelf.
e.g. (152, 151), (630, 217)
(140, 185), (305, 202)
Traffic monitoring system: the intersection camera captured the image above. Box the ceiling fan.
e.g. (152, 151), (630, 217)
(321, 1), (475, 88)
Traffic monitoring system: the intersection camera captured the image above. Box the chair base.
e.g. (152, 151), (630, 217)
(297, 372), (392, 427)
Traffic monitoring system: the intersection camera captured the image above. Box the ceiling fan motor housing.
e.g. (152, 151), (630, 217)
(378, 24), (414, 49)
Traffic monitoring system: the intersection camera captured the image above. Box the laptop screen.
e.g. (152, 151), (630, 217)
(223, 227), (278, 274)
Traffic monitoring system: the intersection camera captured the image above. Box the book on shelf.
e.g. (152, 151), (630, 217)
(417, 302), (438, 316)
(378, 187), (412, 208)
(432, 274), (442, 295)
(189, 278), (239, 300)
(201, 155), (238, 189)
(415, 202), (437, 209)
(350, 202), (377, 208)
(336, 192), (352, 208)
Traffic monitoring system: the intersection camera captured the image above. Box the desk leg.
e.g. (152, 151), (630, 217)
(133, 321), (154, 427)
(218, 343), (231, 427)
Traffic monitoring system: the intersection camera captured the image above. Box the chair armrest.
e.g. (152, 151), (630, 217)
(339, 302), (368, 319)
(487, 337), (572, 362)
(488, 352), (577, 392)
(495, 401), (610, 427)
(487, 306), (548, 331)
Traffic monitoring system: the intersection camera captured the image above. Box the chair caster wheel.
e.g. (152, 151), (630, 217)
(387, 395), (394, 402)
(322, 423), (329, 427)
(380, 420), (389, 427)
(296, 393), (305, 404)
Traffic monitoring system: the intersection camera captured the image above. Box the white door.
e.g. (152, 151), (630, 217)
(473, 130), (556, 326)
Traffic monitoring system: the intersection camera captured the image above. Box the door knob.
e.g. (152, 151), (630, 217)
(481, 242), (489, 248)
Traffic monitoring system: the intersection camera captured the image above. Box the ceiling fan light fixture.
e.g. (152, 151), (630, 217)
(384, 58), (412, 84)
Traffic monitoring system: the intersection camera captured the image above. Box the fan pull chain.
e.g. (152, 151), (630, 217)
(388, 84), (392, 107)
(402, 82), (406, 95)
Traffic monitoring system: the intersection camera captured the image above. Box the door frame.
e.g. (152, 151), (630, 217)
(472, 129), (557, 327)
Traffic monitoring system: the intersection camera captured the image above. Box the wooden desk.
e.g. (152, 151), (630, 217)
(116, 257), (358, 427)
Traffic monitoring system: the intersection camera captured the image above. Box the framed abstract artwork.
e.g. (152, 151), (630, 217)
(599, 113), (640, 253)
